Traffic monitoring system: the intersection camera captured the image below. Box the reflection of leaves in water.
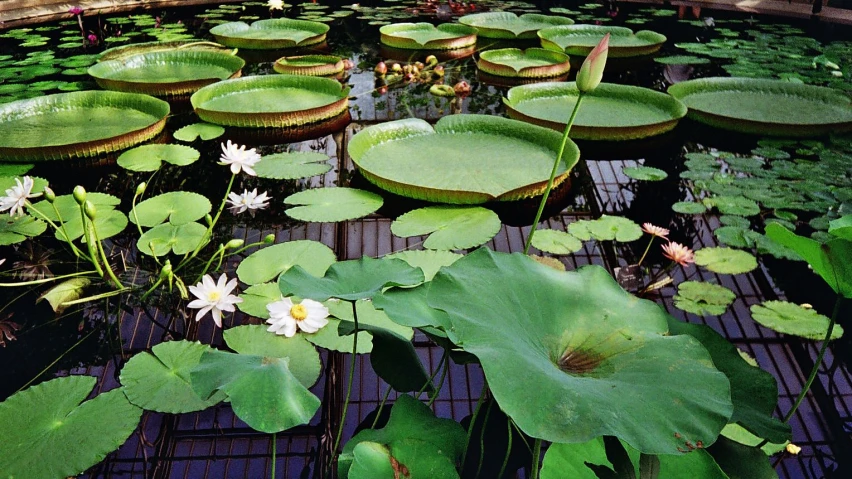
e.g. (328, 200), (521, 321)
(0, 314), (21, 347)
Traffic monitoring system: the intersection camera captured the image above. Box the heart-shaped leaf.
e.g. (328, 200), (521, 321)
(694, 247), (758, 275)
(390, 205), (501, 250)
(254, 151), (332, 180)
(137, 222), (207, 256)
(224, 325), (322, 387)
(568, 215), (642, 242)
(279, 256), (425, 301)
(173, 122), (225, 142)
(236, 240), (336, 285)
(284, 187), (383, 222)
(750, 301), (843, 340)
(130, 191), (212, 227)
(531, 228), (583, 254)
(117, 144), (201, 172)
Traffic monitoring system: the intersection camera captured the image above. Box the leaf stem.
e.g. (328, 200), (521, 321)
(271, 433), (276, 479)
(497, 417), (513, 479)
(637, 236), (656, 267)
(427, 352), (449, 408)
(332, 299), (359, 456)
(371, 384), (393, 429)
(0, 270), (97, 287)
(462, 384), (488, 468)
(531, 438), (542, 479)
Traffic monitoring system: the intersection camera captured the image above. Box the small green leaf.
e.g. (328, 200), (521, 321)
(253, 151), (332, 180)
(390, 205), (501, 250)
(130, 191), (212, 227)
(284, 187), (383, 222)
(236, 240), (336, 285)
(37, 277), (91, 313)
(694, 247), (758, 275)
(173, 122), (225, 141)
(567, 215), (642, 242)
(672, 201), (708, 214)
(117, 144), (201, 172)
(750, 301), (843, 340)
(0, 214), (47, 245)
(137, 222), (207, 256)
(622, 166), (668, 181)
(673, 281), (736, 316)
(531, 229), (583, 254)
(223, 325), (322, 387)
(705, 196), (761, 216)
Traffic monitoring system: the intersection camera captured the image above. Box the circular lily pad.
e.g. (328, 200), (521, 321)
(654, 55), (711, 65)
(622, 165), (668, 181)
(117, 144), (200, 171)
(390, 205), (501, 250)
(477, 48), (570, 78)
(0, 91), (169, 161)
(530, 228), (583, 254)
(538, 25), (666, 57)
(694, 247), (758, 275)
(379, 23), (477, 50)
(504, 82), (686, 141)
(88, 50), (244, 97)
(236, 239), (336, 285)
(130, 191), (212, 227)
(173, 122), (225, 141)
(209, 19), (329, 49)
(673, 281), (736, 316)
(668, 78), (852, 137)
(253, 151), (331, 179)
(283, 187), (384, 222)
(458, 12), (574, 39)
(98, 40), (231, 62)
(348, 115), (579, 204)
(750, 301), (843, 340)
(223, 325), (322, 387)
(190, 74), (350, 128)
(273, 54), (344, 76)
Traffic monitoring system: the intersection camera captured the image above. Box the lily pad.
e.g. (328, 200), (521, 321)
(130, 191), (211, 227)
(672, 201), (708, 214)
(209, 19), (329, 49)
(283, 187), (383, 222)
(750, 301), (843, 340)
(120, 341), (226, 413)
(477, 48), (570, 78)
(117, 144), (201, 171)
(0, 214), (47, 245)
(223, 325), (322, 387)
(459, 12), (574, 39)
(530, 228), (584, 254)
(348, 115), (579, 204)
(674, 281), (736, 316)
(704, 195), (761, 216)
(137, 221), (208, 256)
(390, 206), (501, 250)
(173, 122), (225, 141)
(427, 248), (733, 454)
(0, 376), (142, 479)
(279, 256), (424, 301)
(253, 151), (331, 180)
(694, 247), (758, 275)
(654, 55), (711, 65)
(622, 166), (668, 181)
(567, 215), (642, 242)
(237, 239), (336, 285)
(237, 283), (282, 319)
(379, 23), (477, 50)
(274, 54), (344, 76)
(539, 25), (667, 57)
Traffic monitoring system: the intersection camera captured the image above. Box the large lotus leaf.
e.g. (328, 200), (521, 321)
(0, 214), (47, 245)
(385, 250), (462, 281)
(120, 341), (226, 413)
(237, 240), (336, 285)
(348, 442), (396, 478)
(373, 281), (454, 331)
(389, 439), (460, 478)
(750, 301), (843, 340)
(223, 325), (322, 387)
(0, 376), (142, 479)
(673, 281), (736, 316)
(390, 206), (501, 250)
(694, 247), (758, 275)
(137, 221), (207, 256)
(426, 248), (733, 454)
(531, 228), (584, 254)
(766, 223), (852, 297)
(307, 299), (401, 354)
(190, 349), (320, 433)
(667, 318), (791, 444)
(117, 144), (201, 172)
(567, 215), (643, 242)
(238, 282), (281, 319)
(828, 215), (852, 240)
(279, 256), (424, 301)
(283, 188), (384, 223)
(173, 122), (225, 142)
(706, 437), (779, 479)
(340, 394), (466, 477)
(540, 438), (613, 479)
(130, 191), (211, 227)
(253, 151), (332, 180)
(618, 441), (730, 479)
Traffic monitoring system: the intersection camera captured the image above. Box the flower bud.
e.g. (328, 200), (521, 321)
(453, 80), (471, 97)
(205, 214), (213, 226)
(425, 55), (438, 67)
(158, 260), (173, 280)
(374, 61), (387, 75)
(135, 182), (147, 196)
(342, 58), (355, 70)
(43, 187), (56, 203)
(263, 233), (276, 244)
(391, 62), (402, 73)
(575, 33), (609, 93)
(432, 65), (445, 77)
(72, 185), (86, 204)
(83, 200), (97, 220)
(414, 61), (425, 70)
(226, 239), (245, 249)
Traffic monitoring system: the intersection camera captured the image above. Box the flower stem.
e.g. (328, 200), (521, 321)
(497, 418), (513, 479)
(27, 203), (87, 260)
(270, 434), (276, 479)
(427, 352), (449, 408)
(523, 95), (584, 255)
(474, 400), (494, 479)
(637, 236), (656, 267)
(177, 174), (235, 272)
(371, 384), (393, 429)
(417, 349), (447, 399)
(531, 438), (542, 479)
(332, 300), (359, 456)
(0, 270), (97, 287)
(462, 384), (488, 468)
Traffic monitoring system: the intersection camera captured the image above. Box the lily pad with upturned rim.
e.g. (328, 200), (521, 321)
(504, 82), (686, 141)
(750, 301), (843, 340)
(273, 54), (344, 76)
(390, 205), (501, 250)
(459, 12), (574, 39)
(538, 25), (666, 58)
(97, 40), (232, 62)
(477, 48), (570, 78)
(348, 115), (579, 204)
(283, 187), (383, 222)
(379, 23), (477, 50)
(209, 19), (329, 49)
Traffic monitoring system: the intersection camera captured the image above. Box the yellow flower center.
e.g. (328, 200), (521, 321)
(290, 304), (308, 321)
(207, 291), (221, 302)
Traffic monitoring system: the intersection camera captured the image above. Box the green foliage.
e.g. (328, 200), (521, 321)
(130, 191), (211, 227)
(283, 187), (384, 222)
(694, 247), (758, 275)
(390, 206), (501, 250)
(673, 281), (736, 316)
(117, 144), (200, 172)
(253, 151), (332, 180)
(279, 256), (424, 302)
(568, 215), (643, 242)
(236, 240), (336, 285)
(173, 122), (225, 141)
(531, 228), (584, 254)
(750, 301), (843, 340)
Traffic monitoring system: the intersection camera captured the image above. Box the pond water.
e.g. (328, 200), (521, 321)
(1, 1), (851, 478)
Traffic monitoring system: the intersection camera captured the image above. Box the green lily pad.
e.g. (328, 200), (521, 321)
(0, 376), (142, 479)
(137, 221), (208, 256)
(567, 215), (643, 242)
(654, 55), (711, 65)
(384, 249), (462, 281)
(237, 282), (281, 319)
(372, 281), (453, 331)
(191, 349), (320, 433)
(237, 240), (336, 285)
(704, 196), (761, 216)
(0, 163), (33, 176)
(674, 281), (736, 316)
(750, 301), (843, 340)
(426, 248), (733, 454)
(120, 341), (226, 413)
(622, 166), (668, 181)
(38, 277), (91, 313)
(673, 201), (708, 214)
(477, 48), (570, 78)
(0, 214), (47, 245)
(720, 215), (751, 228)
(173, 122), (225, 141)
(279, 256), (424, 301)
(530, 228), (583, 254)
(117, 144), (201, 171)
(459, 12), (574, 39)
(130, 191), (212, 227)
(694, 247), (758, 275)
(29, 192), (129, 243)
(538, 25), (667, 57)
(209, 19), (329, 49)
(283, 188), (383, 222)
(223, 325), (322, 387)
(714, 226), (752, 248)
(253, 151), (332, 180)
(390, 206), (501, 250)
(379, 22), (477, 50)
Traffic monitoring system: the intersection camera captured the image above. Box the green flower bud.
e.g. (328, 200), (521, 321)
(425, 55), (438, 67)
(135, 182), (147, 196)
(43, 187), (56, 203)
(158, 260), (173, 280)
(226, 239), (245, 249)
(263, 234), (276, 244)
(72, 185), (86, 204)
(205, 214), (213, 226)
(83, 200), (97, 220)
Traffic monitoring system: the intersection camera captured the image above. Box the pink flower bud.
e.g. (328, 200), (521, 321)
(576, 33), (609, 93)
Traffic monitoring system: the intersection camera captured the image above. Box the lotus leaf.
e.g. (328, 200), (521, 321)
(540, 438), (612, 479)
(458, 12), (574, 39)
(237, 282), (282, 319)
(567, 215), (642, 242)
(750, 301), (843, 340)
(223, 325), (322, 387)
(38, 277), (91, 313)
(137, 221), (207, 256)
(379, 23), (477, 50)
(130, 191), (212, 227)
(672, 201), (708, 214)
(720, 424), (788, 455)
(390, 206), (501, 250)
(274, 54), (344, 76)
(477, 48), (570, 78)
(348, 442), (396, 478)
(236, 239), (336, 285)
(0, 214), (47, 245)
(530, 228), (583, 254)
(426, 248), (733, 454)
(209, 19), (329, 49)
(316, 299), (414, 354)
(706, 437), (779, 479)
(0, 376), (142, 479)
(694, 247), (758, 275)
(348, 115), (579, 204)
(279, 256), (424, 302)
(373, 281), (453, 331)
(829, 215), (852, 240)
(253, 151), (332, 180)
(622, 165), (668, 181)
(173, 122), (225, 141)
(538, 25), (666, 57)
(385, 250), (462, 281)
(117, 144), (201, 171)
(120, 341), (226, 413)
(674, 281), (736, 316)
(283, 187), (383, 222)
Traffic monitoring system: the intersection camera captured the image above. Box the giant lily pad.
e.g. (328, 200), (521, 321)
(0, 376), (142, 479)
(190, 74), (350, 128)
(98, 40), (232, 62)
(88, 50), (244, 97)
(458, 12), (574, 39)
(538, 25), (666, 57)
(379, 23), (477, 50)
(477, 48), (570, 79)
(750, 301), (843, 340)
(0, 91), (169, 161)
(273, 54), (344, 76)
(237, 239), (336, 285)
(390, 205), (501, 250)
(209, 19), (329, 50)
(668, 78), (852, 137)
(348, 115), (579, 204)
(504, 82), (686, 140)
(425, 248), (733, 454)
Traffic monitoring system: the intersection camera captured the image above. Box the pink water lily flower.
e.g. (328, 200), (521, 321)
(662, 242), (695, 267)
(576, 33), (610, 93)
(68, 6), (83, 15)
(641, 223), (670, 239)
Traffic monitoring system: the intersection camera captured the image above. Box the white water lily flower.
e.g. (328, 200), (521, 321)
(188, 274), (243, 328)
(0, 176), (42, 217)
(219, 140), (261, 176)
(227, 188), (271, 215)
(268, 0), (284, 10)
(266, 297), (329, 337)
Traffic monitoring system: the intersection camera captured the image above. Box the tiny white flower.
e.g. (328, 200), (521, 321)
(227, 188), (271, 215)
(0, 176), (41, 217)
(219, 140), (261, 176)
(266, 297), (329, 337)
(187, 274), (243, 328)
(268, 0), (284, 10)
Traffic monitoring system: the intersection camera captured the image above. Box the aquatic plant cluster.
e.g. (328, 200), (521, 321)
(0, 1), (850, 478)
